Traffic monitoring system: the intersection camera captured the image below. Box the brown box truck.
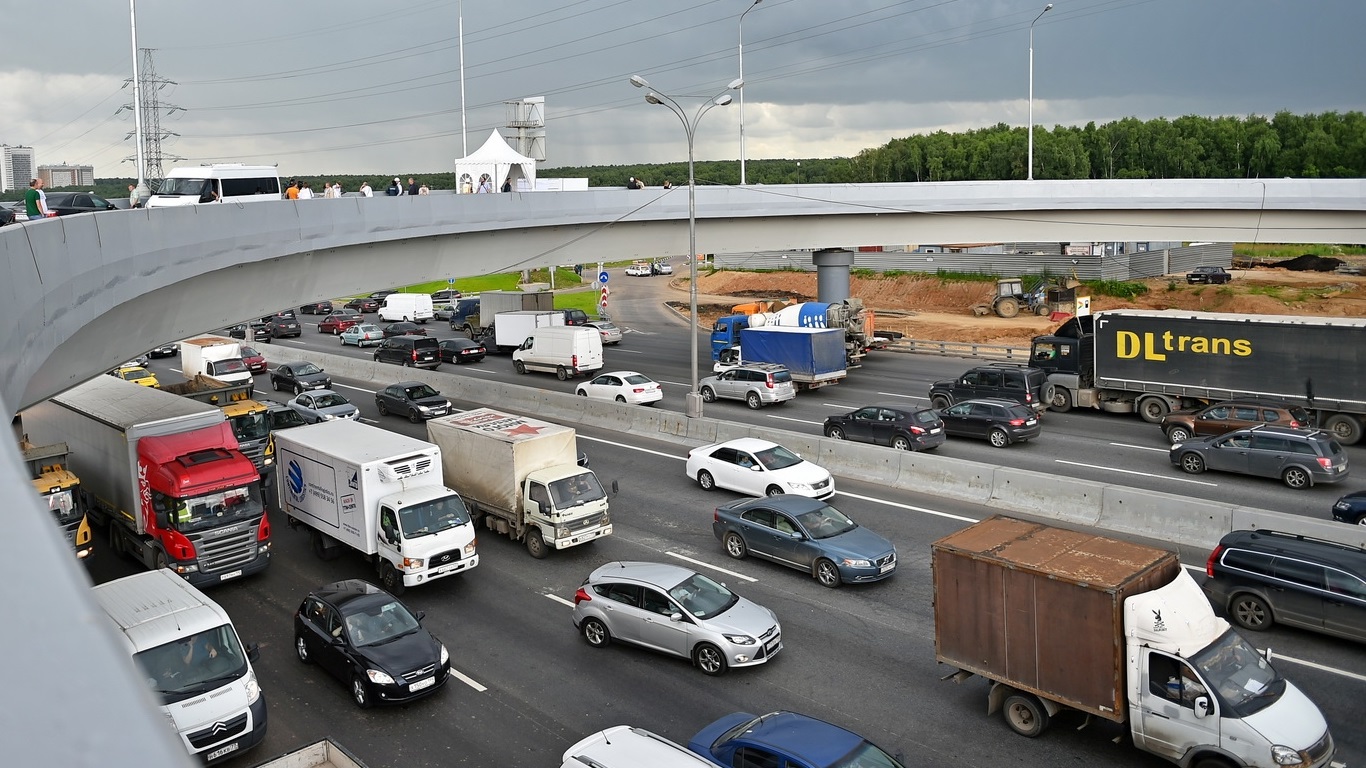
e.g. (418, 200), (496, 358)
(932, 517), (1338, 768)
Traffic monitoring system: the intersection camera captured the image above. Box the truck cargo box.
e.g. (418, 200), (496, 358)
(932, 516), (1180, 722)
(426, 408), (578, 515)
(737, 326), (846, 382)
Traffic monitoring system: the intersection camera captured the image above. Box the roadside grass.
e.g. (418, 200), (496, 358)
(1234, 243), (1366, 259)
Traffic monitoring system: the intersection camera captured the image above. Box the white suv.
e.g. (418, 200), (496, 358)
(699, 363), (796, 409)
(561, 726), (715, 768)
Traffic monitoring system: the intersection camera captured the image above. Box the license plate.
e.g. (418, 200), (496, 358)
(219, 570), (243, 581)
(409, 677), (435, 692)
(206, 743), (239, 761)
(1026, 419), (1037, 425)
(879, 562), (895, 573)
(930, 428), (941, 434)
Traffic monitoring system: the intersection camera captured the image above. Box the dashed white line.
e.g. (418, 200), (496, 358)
(544, 594), (575, 608)
(449, 668), (488, 692)
(578, 434), (684, 461)
(331, 383), (376, 394)
(1265, 650), (1366, 684)
(612, 348), (643, 354)
(876, 392), (924, 400)
(835, 490), (979, 523)
(1054, 459), (1219, 486)
(665, 552), (757, 582)
(1111, 442), (1171, 453)
(765, 415), (824, 426)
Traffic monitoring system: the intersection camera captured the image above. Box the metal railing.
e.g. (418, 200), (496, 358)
(886, 338), (1028, 360)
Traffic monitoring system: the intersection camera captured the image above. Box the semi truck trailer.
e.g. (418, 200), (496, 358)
(713, 300), (871, 366)
(1030, 309), (1366, 443)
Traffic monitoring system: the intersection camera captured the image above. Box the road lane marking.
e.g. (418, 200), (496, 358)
(877, 392), (924, 400)
(835, 490), (979, 523)
(358, 418), (378, 424)
(449, 668), (488, 692)
(766, 415), (824, 426)
(332, 383), (376, 394)
(544, 594), (575, 608)
(1264, 650), (1366, 684)
(656, 379), (690, 387)
(1111, 442), (1171, 453)
(612, 348), (643, 354)
(1054, 460), (1219, 486)
(665, 552), (757, 582)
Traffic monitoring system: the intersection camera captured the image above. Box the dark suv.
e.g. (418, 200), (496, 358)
(373, 335), (440, 369)
(447, 298), (482, 334)
(563, 308), (590, 326)
(1170, 424), (1349, 489)
(1161, 398), (1311, 444)
(929, 364), (1049, 415)
(1203, 530), (1366, 642)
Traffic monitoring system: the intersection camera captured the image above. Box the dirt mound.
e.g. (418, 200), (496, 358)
(1278, 254), (1344, 271)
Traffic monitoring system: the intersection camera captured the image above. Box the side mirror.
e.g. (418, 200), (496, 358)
(538, 501), (550, 515)
(749, 465), (763, 471)
(246, 643), (260, 662)
(788, 531), (804, 540)
(1193, 696), (1213, 718)
(669, 612), (683, 623)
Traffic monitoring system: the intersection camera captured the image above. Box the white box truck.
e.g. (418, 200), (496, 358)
(427, 408), (612, 559)
(275, 420), (478, 594)
(479, 309), (564, 354)
(378, 292), (434, 323)
(181, 336), (254, 388)
(92, 568), (268, 764)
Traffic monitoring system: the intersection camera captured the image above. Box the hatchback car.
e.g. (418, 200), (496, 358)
(651, 260), (674, 276)
(714, 495), (896, 588)
(576, 371), (662, 405)
(344, 297), (380, 314)
(375, 382), (452, 423)
(340, 323), (385, 347)
(374, 335), (441, 369)
(1161, 399), (1312, 444)
(318, 310), (362, 334)
(938, 398), (1041, 447)
(265, 316), (302, 338)
(561, 725), (716, 768)
(1187, 265), (1233, 284)
(562, 308), (590, 326)
(698, 364), (796, 410)
(1170, 424), (1348, 489)
(269, 361), (331, 394)
(42, 191), (119, 216)
(239, 345), (266, 374)
(287, 389), (360, 423)
(438, 338), (486, 364)
(293, 580), (450, 709)
(571, 561), (782, 676)
(582, 320), (623, 345)
(625, 263), (652, 277)
(110, 365), (159, 388)
(686, 438), (834, 499)
(1333, 491), (1366, 526)
(824, 405), (945, 451)
(929, 364), (1049, 415)
(688, 711), (906, 768)
(298, 301), (334, 314)
(1203, 529), (1366, 642)
(382, 321), (427, 338)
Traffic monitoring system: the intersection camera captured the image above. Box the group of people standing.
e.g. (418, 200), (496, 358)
(280, 177), (430, 199)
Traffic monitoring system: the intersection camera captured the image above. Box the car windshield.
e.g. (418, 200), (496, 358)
(623, 374), (652, 385)
(549, 472), (606, 508)
(132, 624), (248, 704)
(667, 572), (740, 620)
(314, 394), (349, 409)
(214, 358), (248, 375)
(343, 599), (422, 647)
(753, 444), (804, 471)
(240, 346), (259, 357)
(404, 384), (440, 400)
(170, 485), (264, 534)
(398, 495), (471, 539)
(831, 741), (906, 768)
(1189, 629), (1285, 718)
(270, 409), (308, 430)
(46, 489), (83, 526)
(156, 177), (210, 196)
(794, 504), (858, 539)
(294, 362), (322, 376)
(230, 411), (270, 442)
(120, 368), (150, 380)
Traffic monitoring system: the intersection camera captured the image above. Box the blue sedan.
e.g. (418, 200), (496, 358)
(711, 495), (896, 588)
(689, 711), (905, 768)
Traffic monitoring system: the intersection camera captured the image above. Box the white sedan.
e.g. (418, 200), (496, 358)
(685, 437), (835, 499)
(576, 371), (662, 405)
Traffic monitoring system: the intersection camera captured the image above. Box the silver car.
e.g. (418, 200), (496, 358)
(699, 364), (796, 409)
(287, 389), (361, 423)
(583, 320), (623, 345)
(571, 561), (782, 676)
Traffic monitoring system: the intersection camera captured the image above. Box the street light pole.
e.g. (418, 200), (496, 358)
(1027, 3), (1052, 181)
(630, 75), (740, 418)
(738, 0), (762, 185)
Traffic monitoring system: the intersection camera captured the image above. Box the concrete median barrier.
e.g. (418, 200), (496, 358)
(1100, 486), (1231, 551)
(991, 467), (1103, 526)
(1231, 507), (1366, 549)
(895, 452), (994, 505)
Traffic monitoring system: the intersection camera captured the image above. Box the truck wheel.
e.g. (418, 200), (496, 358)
(696, 470), (715, 491)
(1323, 414), (1362, 445)
(825, 426), (846, 440)
(1003, 693), (1049, 737)
(1166, 426), (1191, 444)
(724, 532), (748, 559)
(514, 361), (527, 374)
(693, 642), (727, 676)
(525, 529), (549, 559)
(581, 618), (610, 648)
(351, 675), (373, 709)
(700, 386), (716, 403)
(745, 391), (763, 410)
(1179, 452), (1206, 474)
(994, 298), (1019, 318)
(1281, 467), (1311, 489)
(1137, 396), (1170, 423)
(1229, 593), (1273, 631)
(557, 366), (569, 381)
(931, 395), (951, 410)
(108, 525), (126, 559)
(1049, 388), (1072, 413)
(1035, 304), (1051, 316)
(154, 549), (169, 571)
(379, 562), (406, 595)
(814, 558), (842, 588)
(988, 428), (1010, 448)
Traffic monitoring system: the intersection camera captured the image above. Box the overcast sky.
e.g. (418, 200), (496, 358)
(2, 0), (1362, 179)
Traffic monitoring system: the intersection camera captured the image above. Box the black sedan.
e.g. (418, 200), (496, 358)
(1331, 491), (1366, 525)
(823, 405), (945, 452)
(937, 398), (1041, 448)
(269, 361), (331, 394)
(345, 297), (380, 313)
(438, 338), (486, 364)
(375, 381), (453, 423)
(42, 192), (119, 216)
(713, 495), (897, 588)
(226, 322), (272, 343)
(299, 301), (334, 314)
(1187, 266), (1233, 284)
(293, 580), (450, 709)
(146, 342), (178, 358)
(0, 205), (14, 227)
(382, 321), (427, 338)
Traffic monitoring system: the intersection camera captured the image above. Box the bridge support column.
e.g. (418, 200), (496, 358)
(813, 248), (855, 303)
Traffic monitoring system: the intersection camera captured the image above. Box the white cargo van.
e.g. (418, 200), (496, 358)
(378, 292), (435, 323)
(147, 164), (282, 208)
(512, 326), (604, 380)
(92, 569), (267, 764)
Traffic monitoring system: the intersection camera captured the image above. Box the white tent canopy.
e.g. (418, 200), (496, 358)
(454, 131), (537, 193)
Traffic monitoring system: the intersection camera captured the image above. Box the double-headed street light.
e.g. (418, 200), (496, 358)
(738, 0), (763, 185)
(1027, 3), (1053, 181)
(630, 74), (741, 418)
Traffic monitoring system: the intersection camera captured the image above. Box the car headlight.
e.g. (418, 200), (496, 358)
(1271, 745), (1303, 765)
(366, 669), (395, 685)
(245, 669), (261, 704)
(440, 644), (449, 666)
(463, 539), (477, 555)
(722, 634), (756, 646)
(788, 482), (812, 491)
(841, 558), (872, 568)
(1335, 502), (1350, 510)
(402, 557), (425, 571)
(417, 404), (432, 412)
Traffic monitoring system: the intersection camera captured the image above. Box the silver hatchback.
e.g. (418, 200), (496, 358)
(571, 561), (782, 676)
(699, 364), (796, 409)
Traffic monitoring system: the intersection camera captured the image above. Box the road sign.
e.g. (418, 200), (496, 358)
(447, 278), (455, 285)
(600, 286), (609, 310)
(598, 271), (609, 284)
